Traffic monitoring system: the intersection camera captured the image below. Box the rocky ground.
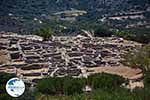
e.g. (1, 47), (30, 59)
(0, 32), (142, 83)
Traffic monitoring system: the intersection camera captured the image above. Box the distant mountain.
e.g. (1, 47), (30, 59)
(0, 0), (149, 16)
(0, 0), (149, 34)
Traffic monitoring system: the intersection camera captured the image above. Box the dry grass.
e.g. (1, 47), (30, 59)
(0, 50), (10, 64)
(87, 66), (142, 79)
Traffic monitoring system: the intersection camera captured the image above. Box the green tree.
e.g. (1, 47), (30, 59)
(122, 44), (150, 72)
(115, 31), (134, 40)
(37, 76), (86, 95)
(0, 72), (16, 85)
(144, 73), (150, 87)
(37, 77), (61, 95)
(134, 34), (150, 44)
(122, 44), (150, 100)
(94, 27), (112, 37)
(33, 25), (54, 40)
(88, 73), (126, 90)
(63, 76), (86, 95)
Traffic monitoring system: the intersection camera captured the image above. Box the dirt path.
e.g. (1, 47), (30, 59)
(87, 66), (142, 79)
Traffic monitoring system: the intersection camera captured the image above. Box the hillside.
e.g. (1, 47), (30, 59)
(0, 0), (149, 16)
(0, 0), (150, 34)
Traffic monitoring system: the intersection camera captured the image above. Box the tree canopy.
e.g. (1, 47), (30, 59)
(94, 27), (112, 37)
(88, 73), (126, 90)
(33, 25), (54, 40)
(122, 44), (150, 72)
(37, 76), (86, 95)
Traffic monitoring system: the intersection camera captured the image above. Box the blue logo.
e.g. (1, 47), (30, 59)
(6, 78), (25, 97)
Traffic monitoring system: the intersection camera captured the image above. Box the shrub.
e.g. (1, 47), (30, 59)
(37, 77), (62, 95)
(88, 73), (126, 90)
(144, 73), (150, 87)
(114, 31), (133, 40)
(33, 25), (54, 40)
(122, 44), (150, 72)
(0, 72), (16, 84)
(37, 73), (127, 96)
(63, 76), (86, 95)
(37, 76), (86, 95)
(94, 27), (112, 37)
(115, 30), (150, 43)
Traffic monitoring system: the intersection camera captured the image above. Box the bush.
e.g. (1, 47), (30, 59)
(63, 76), (86, 95)
(144, 73), (150, 87)
(122, 44), (150, 72)
(37, 77), (62, 95)
(94, 27), (112, 37)
(88, 73), (126, 90)
(33, 25), (54, 40)
(115, 30), (150, 43)
(35, 73), (150, 100)
(114, 31), (133, 40)
(142, 73), (150, 100)
(133, 34), (150, 44)
(0, 72), (16, 84)
(37, 76), (86, 95)
(0, 94), (12, 100)
(39, 88), (145, 100)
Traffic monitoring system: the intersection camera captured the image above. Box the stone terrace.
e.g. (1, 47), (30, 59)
(0, 32), (141, 81)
